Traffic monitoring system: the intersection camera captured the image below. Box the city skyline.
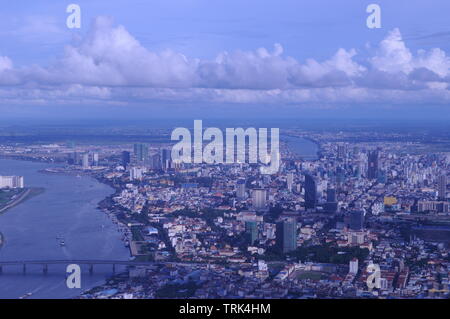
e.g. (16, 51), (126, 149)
(0, 0), (449, 302)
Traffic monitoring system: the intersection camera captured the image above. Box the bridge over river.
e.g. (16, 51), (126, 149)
(0, 260), (198, 274)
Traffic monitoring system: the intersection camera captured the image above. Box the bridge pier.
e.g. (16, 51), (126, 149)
(22, 264), (26, 274)
(0, 266), (2, 274)
(112, 264), (115, 274)
(43, 264), (48, 274)
(89, 264), (93, 275)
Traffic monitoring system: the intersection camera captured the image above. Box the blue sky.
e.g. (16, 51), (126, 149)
(3, 0), (450, 65)
(1, 0), (450, 120)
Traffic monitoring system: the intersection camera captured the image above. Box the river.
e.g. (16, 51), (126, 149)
(283, 135), (319, 160)
(0, 159), (129, 299)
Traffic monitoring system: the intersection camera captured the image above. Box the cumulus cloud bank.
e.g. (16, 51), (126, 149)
(1, 16), (450, 106)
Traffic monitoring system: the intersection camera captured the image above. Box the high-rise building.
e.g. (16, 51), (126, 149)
(161, 149), (172, 170)
(350, 210), (364, 231)
(287, 172), (294, 192)
(367, 150), (379, 180)
(252, 188), (267, 210)
(121, 151), (131, 169)
(92, 153), (99, 166)
(245, 221), (258, 245)
(324, 187), (338, 213)
(0, 176), (24, 189)
(276, 218), (297, 253)
(149, 153), (162, 170)
(68, 152), (80, 165)
(134, 144), (149, 163)
(304, 173), (317, 210)
(349, 258), (359, 274)
(438, 174), (447, 201)
(236, 179), (246, 199)
(82, 153), (90, 169)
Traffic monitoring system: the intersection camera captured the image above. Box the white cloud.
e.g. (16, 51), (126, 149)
(0, 56), (12, 72)
(0, 17), (450, 106)
(371, 28), (414, 74)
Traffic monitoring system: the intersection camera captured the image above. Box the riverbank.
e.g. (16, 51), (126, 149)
(45, 170), (134, 298)
(0, 187), (45, 215)
(301, 136), (324, 158)
(0, 158), (130, 298)
(37, 167), (132, 252)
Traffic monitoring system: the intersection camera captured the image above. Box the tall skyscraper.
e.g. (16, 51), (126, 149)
(438, 174), (447, 201)
(149, 153), (162, 170)
(236, 179), (246, 199)
(304, 173), (317, 210)
(245, 221), (258, 245)
(134, 144), (149, 163)
(82, 153), (90, 169)
(367, 150), (379, 180)
(350, 210), (365, 231)
(121, 151), (131, 169)
(92, 153), (99, 166)
(68, 152), (80, 165)
(276, 218), (297, 253)
(325, 187), (338, 213)
(161, 148), (172, 170)
(287, 172), (294, 192)
(252, 188), (267, 210)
